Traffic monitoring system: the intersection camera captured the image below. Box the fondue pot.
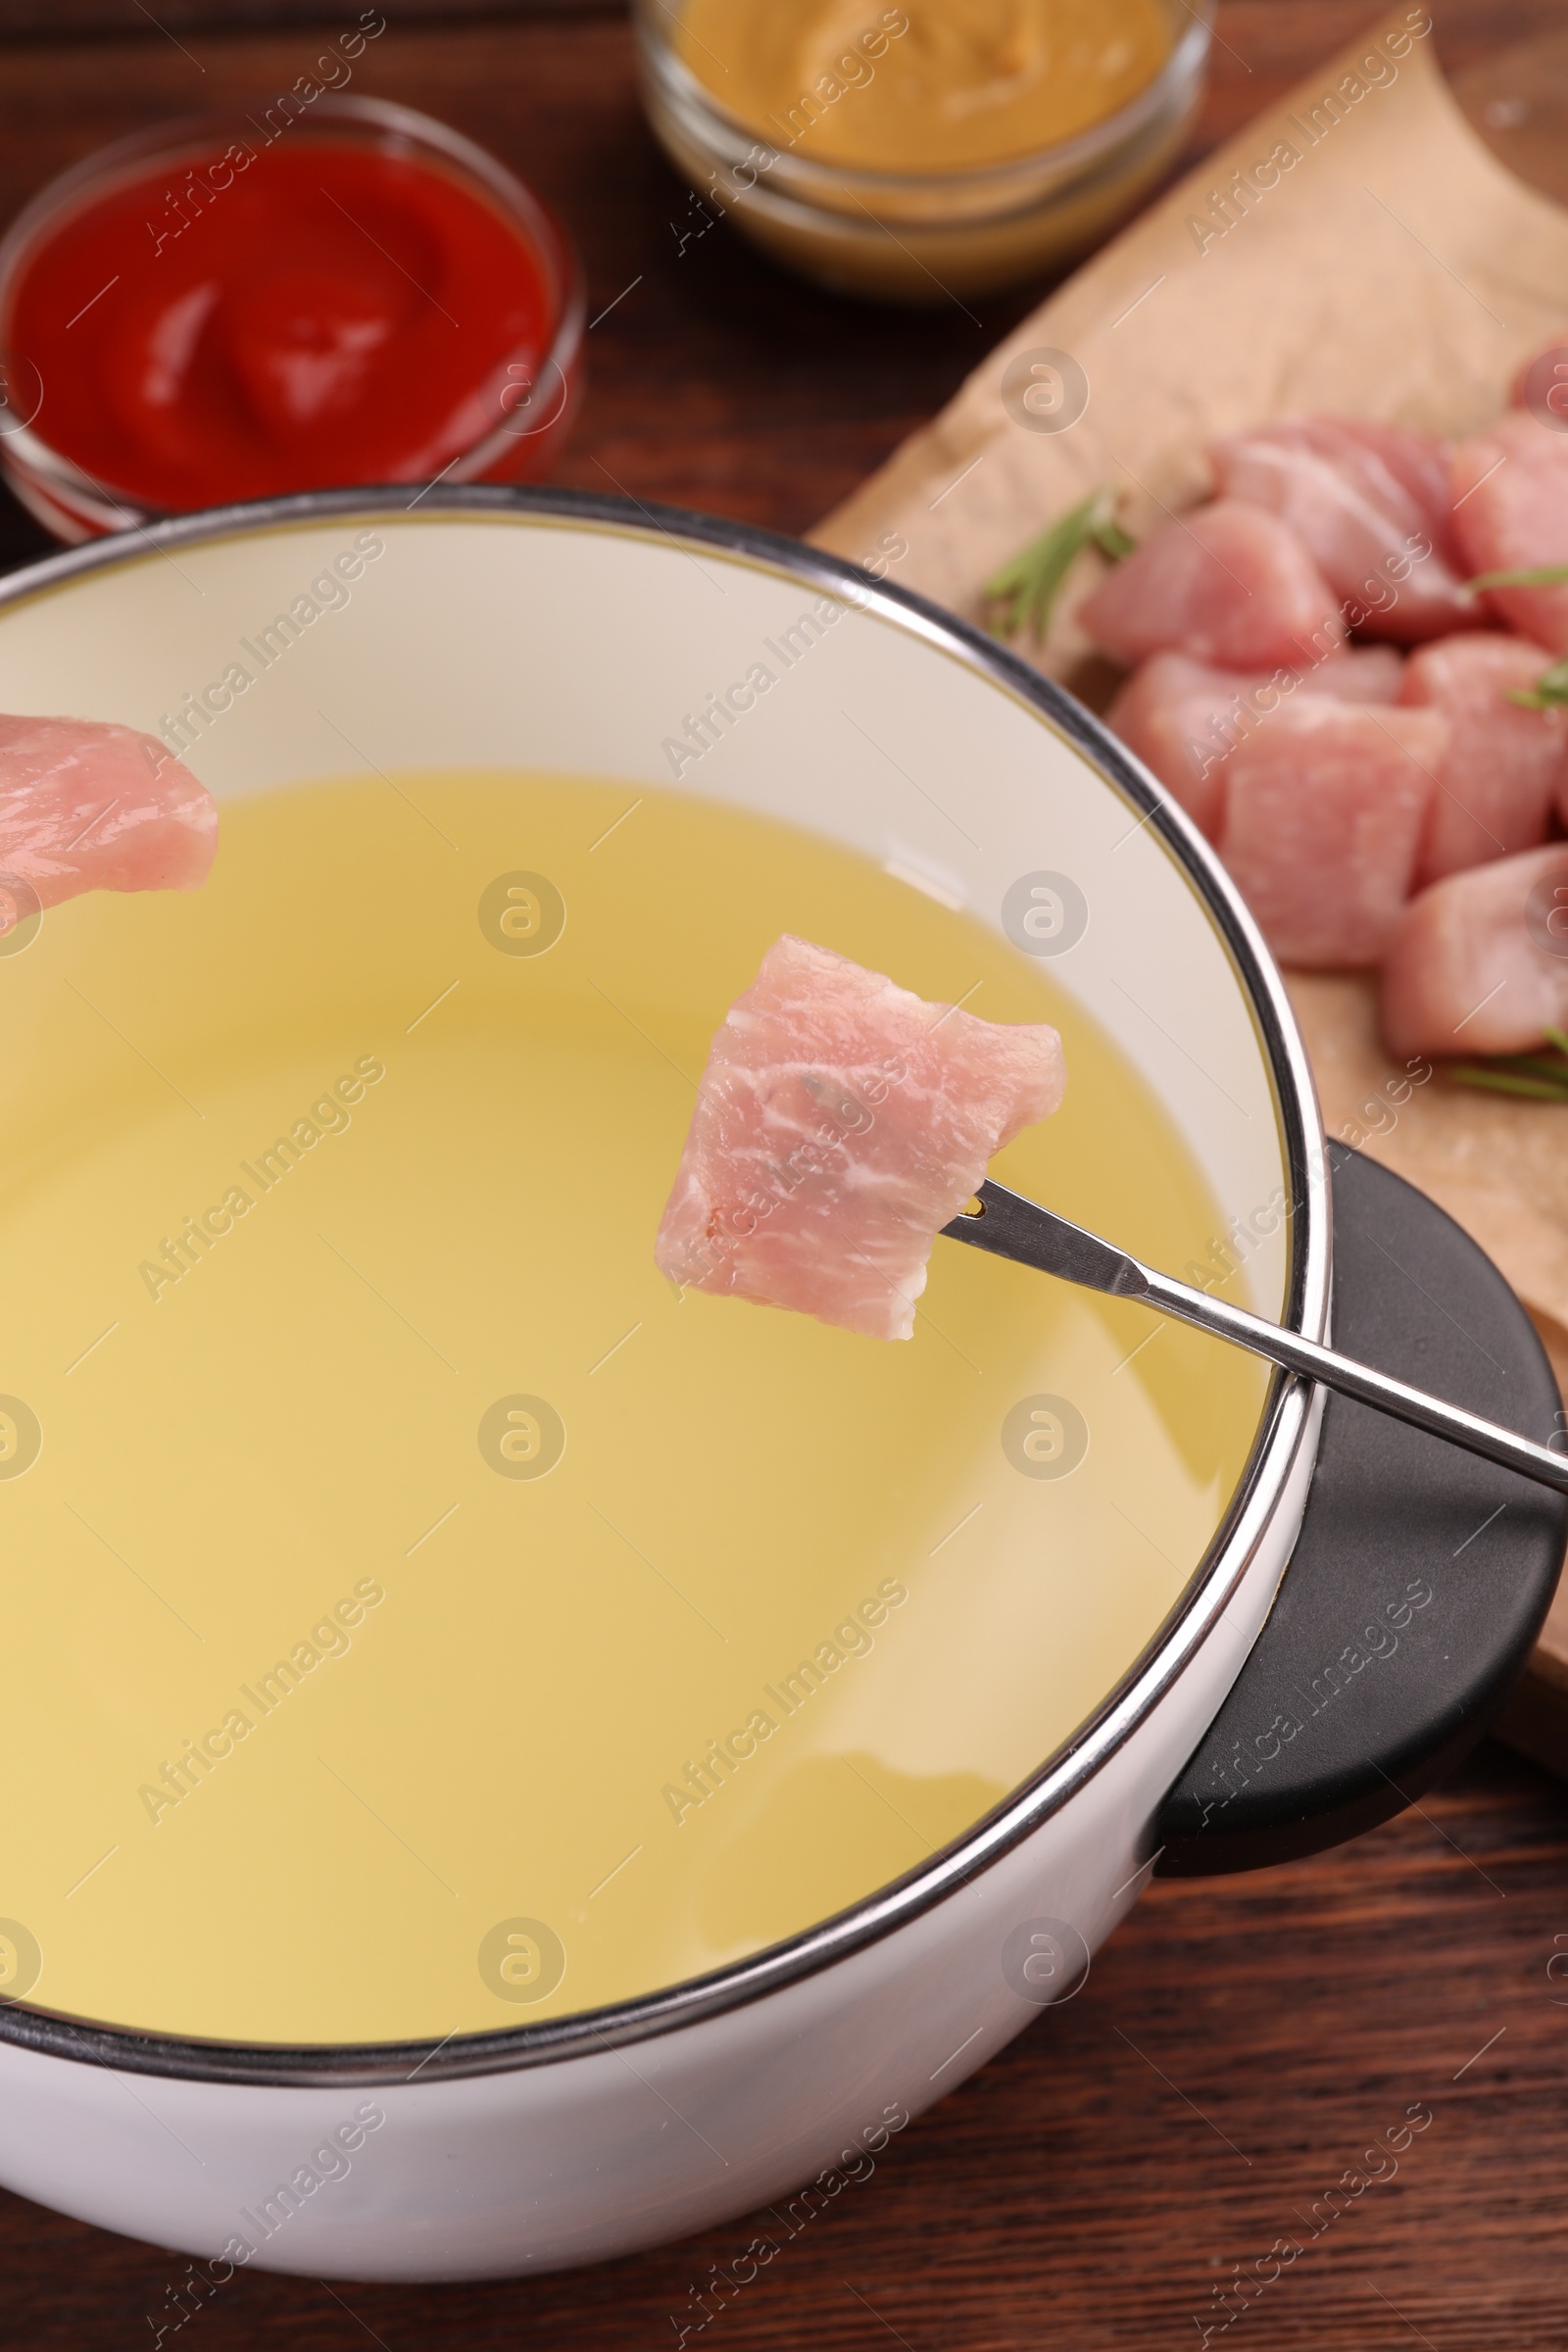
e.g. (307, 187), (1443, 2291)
(0, 491), (1557, 2280)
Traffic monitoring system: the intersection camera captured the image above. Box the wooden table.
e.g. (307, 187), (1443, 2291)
(3, 4), (1568, 2344)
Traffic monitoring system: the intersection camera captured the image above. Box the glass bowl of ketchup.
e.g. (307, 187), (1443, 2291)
(0, 95), (585, 541)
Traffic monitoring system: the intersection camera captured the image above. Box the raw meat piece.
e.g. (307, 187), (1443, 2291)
(1306, 647), (1406, 703)
(1449, 411), (1568, 653)
(1105, 647), (1404, 842)
(1214, 703), (1445, 968)
(1348, 419), (1459, 546)
(1209, 416), (1473, 642)
(1077, 499), (1343, 671)
(1398, 633), (1566, 885)
(0, 715), (216, 925)
(655, 935), (1066, 1342)
(1104, 652), (1239, 838)
(1382, 845), (1568, 1058)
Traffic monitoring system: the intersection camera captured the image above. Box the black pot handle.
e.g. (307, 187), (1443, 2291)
(1156, 1142), (1567, 1876)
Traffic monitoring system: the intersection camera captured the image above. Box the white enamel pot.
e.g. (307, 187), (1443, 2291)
(0, 483), (1427, 2284)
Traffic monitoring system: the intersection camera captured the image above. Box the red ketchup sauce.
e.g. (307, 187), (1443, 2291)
(6, 134), (577, 514)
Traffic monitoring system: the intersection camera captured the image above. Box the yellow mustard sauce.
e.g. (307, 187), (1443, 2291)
(675, 0), (1173, 173)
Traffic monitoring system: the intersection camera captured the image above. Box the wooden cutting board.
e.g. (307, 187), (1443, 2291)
(809, 9), (1568, 1774)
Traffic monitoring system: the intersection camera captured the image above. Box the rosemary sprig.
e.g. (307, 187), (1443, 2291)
(1510, 655), (1568, 711)
(1449, 1067), (1568, 1101)
(983, 488), (1133, 643)
(1460, 565), (1568, 706)
(1448, 1024), (1568, 1101)
(1464, 564), (1568, 591)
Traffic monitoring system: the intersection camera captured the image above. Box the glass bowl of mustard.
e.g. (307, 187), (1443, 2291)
(635, 0), (1214, 302)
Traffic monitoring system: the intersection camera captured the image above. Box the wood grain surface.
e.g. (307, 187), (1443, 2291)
(2, 5), (1568, 2345)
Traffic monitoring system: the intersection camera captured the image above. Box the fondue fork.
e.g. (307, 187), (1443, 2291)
(942, 1181), (1568, 1498)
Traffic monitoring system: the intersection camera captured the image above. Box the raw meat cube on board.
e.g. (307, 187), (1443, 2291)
(1209, 416), (1473, 642)
(1382, 844), (1568, 1057)
(1078, 499), (1343, 671)
(1398, 633), (1566, 884)
(1214, 703), (1445, 968)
